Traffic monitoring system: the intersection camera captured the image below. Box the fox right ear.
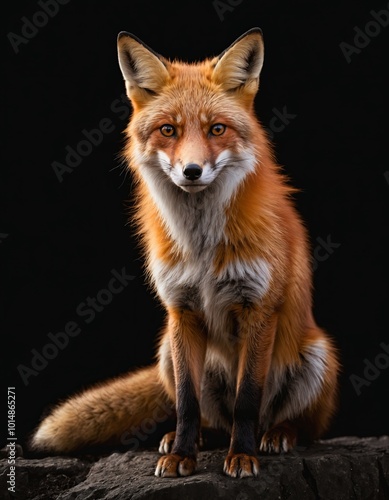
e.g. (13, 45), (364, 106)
(211, 28), (264, 105)
(117, 32), (170, 109)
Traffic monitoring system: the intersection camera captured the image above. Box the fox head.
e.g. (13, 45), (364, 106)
(117, 29), (265, 194)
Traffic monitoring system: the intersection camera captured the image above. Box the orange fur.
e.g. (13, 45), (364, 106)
(31, 29), (339, 479)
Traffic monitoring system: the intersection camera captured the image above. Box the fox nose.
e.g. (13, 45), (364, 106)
(183, 163), (202, 181)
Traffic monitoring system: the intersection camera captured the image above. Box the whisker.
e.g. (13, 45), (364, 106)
(110, 157), (132, 189)
(214, 156), (254, 169)
(159, 158), (174, 174)
(159, 158), (174, 169)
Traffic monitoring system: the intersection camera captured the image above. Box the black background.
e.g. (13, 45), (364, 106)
(2, 0), (389, 451)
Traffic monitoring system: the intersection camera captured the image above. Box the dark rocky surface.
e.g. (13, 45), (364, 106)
(1, 436), (388, 499)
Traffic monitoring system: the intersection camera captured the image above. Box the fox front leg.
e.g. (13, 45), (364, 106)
(155, 309), (206, 478)
(224, 310), (277, 478)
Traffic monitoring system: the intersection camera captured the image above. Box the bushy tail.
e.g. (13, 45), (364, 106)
(31, 364), (174, 453)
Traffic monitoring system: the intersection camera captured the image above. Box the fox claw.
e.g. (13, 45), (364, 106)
(155, 453), (196, 477)
(223, 453), (260, 478)
(158, 431), (176, 454)
(259, 424), (297, 454)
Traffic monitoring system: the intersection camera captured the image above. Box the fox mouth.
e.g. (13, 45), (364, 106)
(179, 184), (208, 193)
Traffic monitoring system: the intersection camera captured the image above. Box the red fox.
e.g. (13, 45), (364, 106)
(31, 28), (339, 478)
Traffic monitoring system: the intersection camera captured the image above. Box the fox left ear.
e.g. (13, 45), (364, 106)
(117, 32), (170, 109)
(211, 28), (264, 100)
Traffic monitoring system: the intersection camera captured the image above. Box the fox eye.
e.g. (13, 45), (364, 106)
(160, 124), (176, 137)
(210, 123), (226, 136)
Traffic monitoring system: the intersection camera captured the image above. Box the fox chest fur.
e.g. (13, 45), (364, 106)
(143, 172), (272, 348)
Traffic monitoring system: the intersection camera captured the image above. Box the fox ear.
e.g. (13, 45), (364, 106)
(117, 32), (170, 108)
(211, 28), (264, 100)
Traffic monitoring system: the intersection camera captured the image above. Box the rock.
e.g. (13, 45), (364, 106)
(0, 436), (388, 499)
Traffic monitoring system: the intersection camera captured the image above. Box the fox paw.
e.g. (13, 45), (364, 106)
(158, 431), (176, 454)
(159, 431), (203, 454)
(223, 453), (260, 478)
(155, 453), (196, 477)
(259, 425), (296, 454)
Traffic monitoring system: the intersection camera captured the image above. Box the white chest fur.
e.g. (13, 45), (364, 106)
(147, 201), (271, 343)
(140, 152), (272, 342)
